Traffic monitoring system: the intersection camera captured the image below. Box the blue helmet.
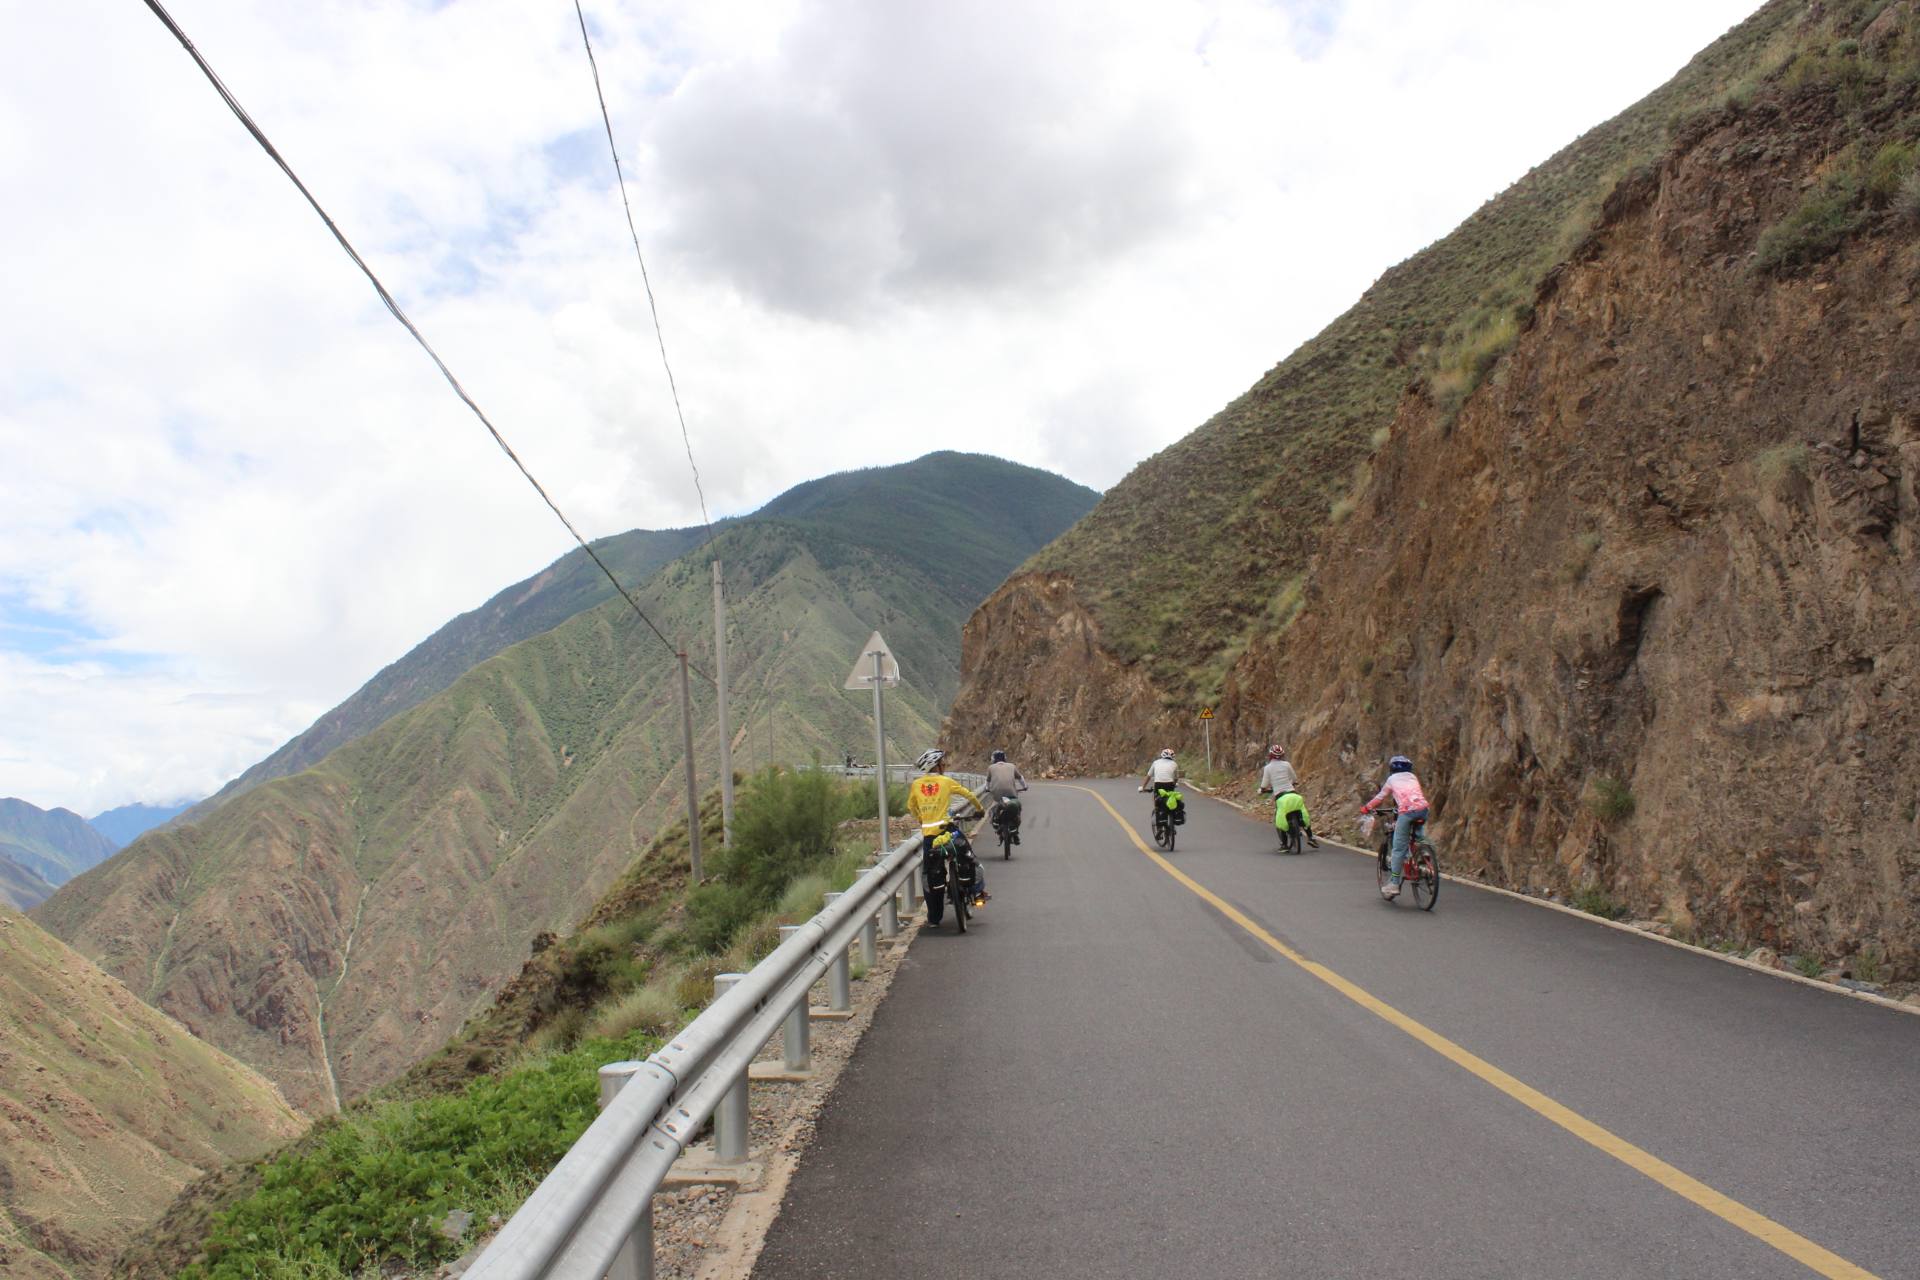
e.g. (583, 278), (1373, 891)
(1388, 754), (1414, 774)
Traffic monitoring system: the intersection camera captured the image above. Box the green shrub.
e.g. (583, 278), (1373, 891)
(1850, 944), (1885, 983)
(683, 878), (760, 953)
(1585, 776), (1636, 823)
(185, 1033), (659, 1279)
(776, 872), (832, 921)
(1572, 885), (1629, 920)
(729, 767), (845, 903)
(1789, 953), (1823, 978)
(1755, 442), (1810, 484)
(1755, 173), (1866, 275)
(842, 780), (908, 820)
(1865, 139), (1916, 207)
(585, 984), (680, 1041)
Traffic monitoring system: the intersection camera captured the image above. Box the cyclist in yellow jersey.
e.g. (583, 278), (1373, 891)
(908, 748), (988, 926)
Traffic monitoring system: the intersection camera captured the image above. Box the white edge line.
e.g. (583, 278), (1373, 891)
(1202, 792), (1920, 1020)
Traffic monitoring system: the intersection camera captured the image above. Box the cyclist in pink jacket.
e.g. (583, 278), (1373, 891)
(1360, 755), (1428, 900)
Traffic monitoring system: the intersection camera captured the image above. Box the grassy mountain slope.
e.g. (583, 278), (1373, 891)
(177, 527), (707, 823)
(0, 905), (300, 1280)
(114, 772), (887, 1280)
(38, 456), (1094, 1113)
(88, 804), (194, 848)
(1005, 1), (1806, 703)
(0, 799), (119, 904)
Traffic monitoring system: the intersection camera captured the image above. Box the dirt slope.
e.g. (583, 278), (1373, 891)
(0, 906), (300, 1280)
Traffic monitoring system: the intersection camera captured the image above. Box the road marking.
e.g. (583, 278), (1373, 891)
(1068, 784), (1880, 1280)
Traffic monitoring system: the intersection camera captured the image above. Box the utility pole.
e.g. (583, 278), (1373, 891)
(712, 561), (734, 848)
(678, 649), (703, 883)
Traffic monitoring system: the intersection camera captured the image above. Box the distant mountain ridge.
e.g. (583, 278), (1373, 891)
(37, 454), (1098, 1112)
(89, 801), (195, 847)
(0, 798), (118, 909)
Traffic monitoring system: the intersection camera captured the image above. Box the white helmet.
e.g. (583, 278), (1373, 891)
(1159, 748), (1176, 759)
(914, 748), (946, 772)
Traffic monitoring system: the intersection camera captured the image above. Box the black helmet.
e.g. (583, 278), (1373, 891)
(1388, 754), (1413, 774)
(991, 749), (1007, 763)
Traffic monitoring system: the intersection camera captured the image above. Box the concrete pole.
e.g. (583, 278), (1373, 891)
(712, 974), (749, 1163)
(871, 649), (889, 848)
(776, 926), (811, 1070)
(598, 1062), (653, 1280)
(822, 893), (852, 1011)
(678, 650), (703, 884)
(859, 912), (878, 970)
(712, 562), (734, 848)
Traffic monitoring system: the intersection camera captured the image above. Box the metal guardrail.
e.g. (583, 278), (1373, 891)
(810, 762), (988, 790)
(464, 831), (929, 1280)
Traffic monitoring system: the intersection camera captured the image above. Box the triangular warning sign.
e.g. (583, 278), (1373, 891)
(844, 631), (902, 689)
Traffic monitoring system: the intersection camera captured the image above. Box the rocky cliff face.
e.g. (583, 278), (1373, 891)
(1223, 84), (1920, 975)
(952, 17), (1920, 976)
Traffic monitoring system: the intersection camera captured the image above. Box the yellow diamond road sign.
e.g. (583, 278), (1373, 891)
(844, 631), (902, 689)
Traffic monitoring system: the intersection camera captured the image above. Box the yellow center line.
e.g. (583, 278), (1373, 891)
(1064, 783), (1879, 1280)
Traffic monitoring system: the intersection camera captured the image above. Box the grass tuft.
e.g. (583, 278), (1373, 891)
(1788, 953), (1823, 979)
(1584, 775), (1637, 823)
(1571, 884), (1630, 920)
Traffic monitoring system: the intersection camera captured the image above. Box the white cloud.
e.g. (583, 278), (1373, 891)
(0, 0), (1759, 812)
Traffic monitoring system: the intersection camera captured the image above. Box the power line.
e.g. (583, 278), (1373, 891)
(572, 0), (715, 546)
(138, 0), (710, 680)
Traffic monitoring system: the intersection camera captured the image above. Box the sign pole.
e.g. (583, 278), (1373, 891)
(871, 649), (888, 848)
(1204, 716), (1212, 773)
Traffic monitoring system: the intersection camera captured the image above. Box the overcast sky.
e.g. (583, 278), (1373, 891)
(1, 0), (1759, 815)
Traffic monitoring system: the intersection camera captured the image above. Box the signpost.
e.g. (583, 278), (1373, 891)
(844, 632), (901, 847)
(1199, 705), (1215, 773)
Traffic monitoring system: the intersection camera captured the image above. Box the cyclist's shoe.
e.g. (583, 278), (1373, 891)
(1308, 836), (1320, 848)
(1380, 881), (1400, 900)
(1011, 832), (1021, 845)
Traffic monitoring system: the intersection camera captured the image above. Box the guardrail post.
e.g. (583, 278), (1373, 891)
(859, 911), (879, 969)
(776, 927), (811, 1070)
(598, 1062), (654, 1280)
(880, 887), (900, 938)
(822, 894), (853, 1011)
(901, 850), (920, 912)
(712, 975), (750, 1164)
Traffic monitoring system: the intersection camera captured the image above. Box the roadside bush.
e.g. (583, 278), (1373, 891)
(683, 878), (761, 953)
(1572, 885), (1629, 920)
(186, 1033), (659, 1279)
(730, 767), (845, 903)
(586, 984), (681, 1041)
(842, 779), (908, 820)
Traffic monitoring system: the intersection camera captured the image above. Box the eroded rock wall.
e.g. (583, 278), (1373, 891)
(1220, 91), (1920, 973)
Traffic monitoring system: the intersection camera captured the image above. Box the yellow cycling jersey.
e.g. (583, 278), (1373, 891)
(905, 773), (983, 835)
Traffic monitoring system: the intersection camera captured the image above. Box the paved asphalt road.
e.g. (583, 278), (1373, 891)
(752, 780), (1919, 1279)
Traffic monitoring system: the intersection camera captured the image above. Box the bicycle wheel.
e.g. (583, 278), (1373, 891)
(1002, 827), (1014, 860)
(1413, 842), (1440, 911)
(1164, 813), (1177, 852)
(953, 869), (969, 933)
(1376, 850), (1394, 899)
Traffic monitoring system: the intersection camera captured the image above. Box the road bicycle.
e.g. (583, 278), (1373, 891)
(1148, 786), (1183, 851)
(1368, 804), (1439, 910)
(924, 819), (984, 933)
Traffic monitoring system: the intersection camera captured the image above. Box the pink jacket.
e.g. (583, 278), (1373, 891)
(1363, 772), (1428, 814)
